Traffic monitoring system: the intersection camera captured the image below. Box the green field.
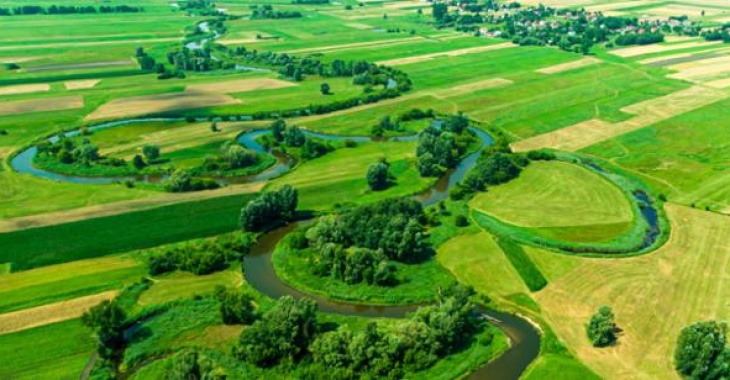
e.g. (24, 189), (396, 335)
(3, 0), (730, 379)
(470, 161), (635, 243)
(0, 319), (94, 379)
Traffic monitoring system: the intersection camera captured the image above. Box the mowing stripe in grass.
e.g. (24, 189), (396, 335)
(494, 237), (548, 292)
(0, 193), (256, 270)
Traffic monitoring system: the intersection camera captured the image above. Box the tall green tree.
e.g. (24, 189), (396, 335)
(586, 306), (617, 347)
(675, 321), (730, 379)
(366, 161), (390, 191)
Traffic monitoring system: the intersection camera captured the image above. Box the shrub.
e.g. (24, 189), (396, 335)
(586, 306), (617, 347)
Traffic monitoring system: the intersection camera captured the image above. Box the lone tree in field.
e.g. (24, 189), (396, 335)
(586, 306), (617, 347)
(81, 300), (127, 360)
(675, 321), (730, 379)
(142, 144), (160, 161)
(320, 82), (331, 95)
(367, 161), (390, 191)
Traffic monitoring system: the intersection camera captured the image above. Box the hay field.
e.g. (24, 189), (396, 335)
(667, 55), (730, 82)
(86, 78), (297, 120)
(0, 84), (49, 96)
(611, 40), (722, 58)
(86, 92), (241, 120)
(287, 36), (423, 54)
(536, 57), (601, 74)
(375, 42), (516, 66)
(535, 204), (730, 379)
(185, 78), (296, 94)
(512, 86), (726, 152)
(469, 161), (633, 228)
(0, 291), (118, 335)
(0, 95), (83, 116)
(64, 79), (100, 90)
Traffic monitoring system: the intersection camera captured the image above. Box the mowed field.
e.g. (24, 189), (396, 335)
(469, 161), (635, 242)
(534, 204), (730, 379)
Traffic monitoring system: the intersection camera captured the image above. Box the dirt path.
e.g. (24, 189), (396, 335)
(80, 353), (98, 380)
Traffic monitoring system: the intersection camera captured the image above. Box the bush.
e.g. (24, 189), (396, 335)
(214, 286), (255, 324)
(454, 215), (469, 227)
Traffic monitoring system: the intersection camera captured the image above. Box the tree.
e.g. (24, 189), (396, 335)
(236, 296), (318, 367)
(675, 321), (730, 379)
(586, 306), (617, 347)
(320, 82), (331, 95)
(284, 125), (305, 147)
(142, 144), (160, 161)
(81, 300), (127, 359)
(241, 185), (299, 232)
(214, 286), (256, 325)
(210, 121), (218, 132)
(271, 118), (286, 142)
(366, 161), (390, 191)
(132, 154), (146, 169)
(432, 2), (448, 22)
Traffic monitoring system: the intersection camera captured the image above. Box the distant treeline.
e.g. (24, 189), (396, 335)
(0, 5), (143, 16)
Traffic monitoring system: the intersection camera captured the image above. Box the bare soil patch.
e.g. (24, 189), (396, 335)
(375, 42), (516, 66)
(0, 56), (41, 63)
(0, 291), (118, 335)
(0, 38), (180, 52)
(704, 77), (730, 88)
(64, 79), (101, 90)
(0, 96), (83, 116)
(345, 22), (373, 29)
(668, 55), (730, 82)
(0, 84), (49, 96)
(535, 57), (601, 74)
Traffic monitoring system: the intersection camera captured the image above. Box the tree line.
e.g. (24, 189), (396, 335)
(0, 5), (142, 16)
(250, 4), (303, 19)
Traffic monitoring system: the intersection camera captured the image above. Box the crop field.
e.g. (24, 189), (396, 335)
(3, 0), (730, 379)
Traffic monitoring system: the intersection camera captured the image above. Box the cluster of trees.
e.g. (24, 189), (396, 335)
(586, 306), (618, 347)
(37, 137), (100, 166)
(293, 198), (426, 286)
(177, 0), (222, 16)
(167, 349), (226, 379)
(416, 115), (473, 177)
(147, 232), (254, 275)
(366, 160), (392, 191)
(201, 142), (260, 173)
(675, 321), (730, 379)
(306, 197), (428, 262)
(268, 119), (334, 160)
(615, 32), (665, 46)
(240, 185), (299, 232)
(0, 5), (142, 16)
(235, 296), (318, 366)
(250, 5), (302, 19)
(165, 48), (232, 73)
(227, 46), (411, 93)
(371, 108), (436, 136)
(234, 284), (484, 377)
(463, 151), (525, 191)
(163, 169), (220, 192)
(308, 284), (481, 378)
(703, 25), (730, 43)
